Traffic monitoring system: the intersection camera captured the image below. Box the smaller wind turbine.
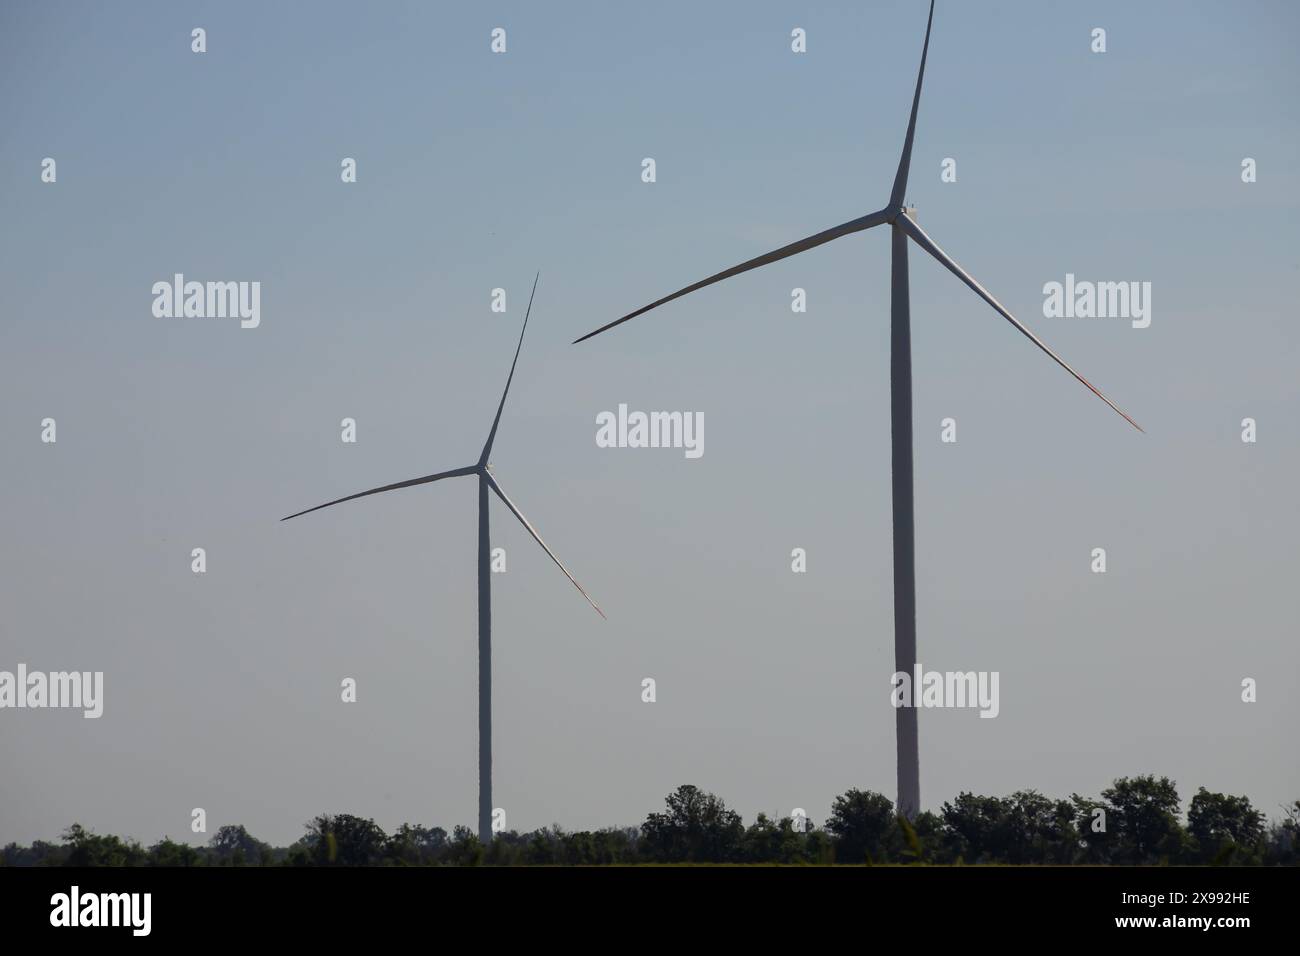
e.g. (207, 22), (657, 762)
(282, 274), (604, 843)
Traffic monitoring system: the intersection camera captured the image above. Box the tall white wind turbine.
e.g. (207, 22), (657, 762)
(573, 1), (1140, 818)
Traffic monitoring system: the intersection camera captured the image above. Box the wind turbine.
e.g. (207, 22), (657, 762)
(573, 1), (1140, 819)
(283, 274), (604, 843)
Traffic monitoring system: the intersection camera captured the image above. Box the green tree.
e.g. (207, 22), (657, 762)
(486, 830), (526, 865)
(593, 827), (639, 864)
(824, 789), (896, 863)
(940, 793), (1014, 863)
(640, 785), (744, 863)
(2, 839), (68, 867)
(1101, 776), (1185, 864)
(283, 838), (314, 867)
(740, 813), (809, 864)
(305, 814), (387, 866)
(208, 824), (271, 866)
(61, 824), (147, 867)
(804, 828), (836, 864)
(523, 826), (561, 865)
(385, 823), (448, 865)
(1187, 788), (1264, 864)
(1003, 790), (1079, 864)
(148, 837), (202, 866)
(446, 825), (485, 866)
(1264, 800), (1300, 865)
(907, 810), (945, 863)
(1069, 793), (1113, 864)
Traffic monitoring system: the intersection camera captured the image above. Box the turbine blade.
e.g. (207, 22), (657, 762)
(281, 465), (477, 521)
(485, 472), (606, 619)
(482, 271), (540, 460)
(898, 214), (1143, 432)
(890, 0), (936, 209)
(573, 210), (890, 343)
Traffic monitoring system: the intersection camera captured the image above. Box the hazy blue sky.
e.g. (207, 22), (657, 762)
(2, 0), (1297, 846)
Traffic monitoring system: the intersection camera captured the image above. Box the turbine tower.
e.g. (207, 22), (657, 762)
(573, 2), (1140, 818)
(284, 274), (604, 842)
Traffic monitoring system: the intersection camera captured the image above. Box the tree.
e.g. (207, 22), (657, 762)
(2, 839), (67, 867)
(487, 830), (527, 865)
(283, 838), (314, 867)
(1101, 776), (1185, 864)
(906, 810), (944, 863)
(740, 813), (808, 864)
(940, 792), (1014, 863)
(305, 814), (387, 866)
(804, 828), (836, 865)
(593, 827), (640, 864)
(1187, 788), (1264, 864)
(209, 824), (271, 866)
(824, 789), (896, 863)
(446, 825), (485, 866)
(385, 823), (449, 865)
(1004, 790), (1079, 864)
(523, 826), (561, 865)
(148, 838), (202, 866)
(640, 785), (744, 863)
(61, 824), (146, 867)
(1264, 800), (1300, 865)
(1070, 793), (1112, 864)
(561, 830), (597, 865)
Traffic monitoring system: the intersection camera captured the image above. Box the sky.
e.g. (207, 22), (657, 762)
(1, 0), (1297, 847)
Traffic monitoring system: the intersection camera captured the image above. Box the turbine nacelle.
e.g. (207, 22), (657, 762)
(884, 203), (911, 224)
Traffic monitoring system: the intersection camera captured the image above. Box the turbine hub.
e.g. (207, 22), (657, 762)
(885, 203), (910, 224)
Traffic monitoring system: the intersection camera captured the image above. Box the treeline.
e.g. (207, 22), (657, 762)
(4, 777), (1298, 866)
